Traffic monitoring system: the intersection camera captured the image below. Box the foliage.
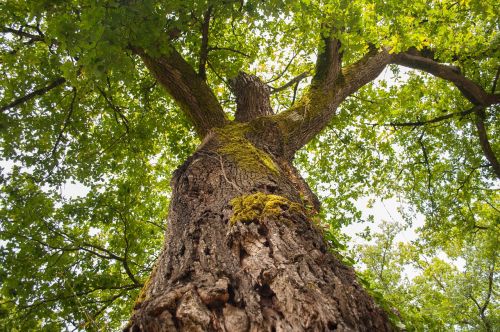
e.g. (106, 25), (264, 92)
(356, 220), (498, 331)
(0, 0), (498, 330)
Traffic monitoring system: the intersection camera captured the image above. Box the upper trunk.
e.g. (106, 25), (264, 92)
(124, 116), (394, 331)
(231, 72), (274, 122)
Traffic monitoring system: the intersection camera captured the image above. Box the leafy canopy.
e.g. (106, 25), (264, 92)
(0, 0), (498, 330)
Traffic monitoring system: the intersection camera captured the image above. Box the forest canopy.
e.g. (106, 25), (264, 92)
(0, 0), (498, 330)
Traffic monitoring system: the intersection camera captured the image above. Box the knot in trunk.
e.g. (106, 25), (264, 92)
(230, 72), (273, 122)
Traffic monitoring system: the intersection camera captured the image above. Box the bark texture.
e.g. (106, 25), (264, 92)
(125, 119), (394, 331)
(231, 72), (274, 122)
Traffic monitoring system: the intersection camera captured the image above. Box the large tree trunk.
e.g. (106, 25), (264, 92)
(125, 73), (393, 331)
(124, 117), (394, 331)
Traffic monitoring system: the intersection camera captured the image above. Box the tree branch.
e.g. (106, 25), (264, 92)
(491, 67), (500, 94)
(17, 284), (139, 311)
(51, 87), (77, 158)
(340, 47), (392, 98)
(1, 77), (66, 113)
(312, 36), (342, 87)
(118, 211), (141, 286)
(208, 46), (249, 57)
(271, 71), (310, 94)
(132, 46), (228, 137)
(269, 39), (498, 160)
(480, 261), (495, 323)
(198, 6), (213, 80)
(418, 132), (433, 196)
(266, 51), (299, 84)
(369, 105), (481, 128)
(474, 108), (500, 179)
(392, 49), (500, 106)
(276, 42), (500, 161)
(373, 50), (500, 178)
(274, 47), (391, 157)
(1, 26), (44, 42)
(97, 85), (129, 134)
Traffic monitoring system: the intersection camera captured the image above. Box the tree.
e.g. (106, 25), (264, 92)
(0, 0), (498, 330)
(357, 218), (498, 331)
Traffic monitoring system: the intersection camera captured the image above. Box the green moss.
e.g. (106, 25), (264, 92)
(134, 279), (150, 307)
(230, 192), (304, 224)
(133, 265), (157, 308)
(273, 89), (335, 139)
(214, 124), (279, 175)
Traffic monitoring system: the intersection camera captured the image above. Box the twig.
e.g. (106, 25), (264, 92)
(208, 46), (249, 57)
(271, 71), (310, 94)
(51, 87), (77, 158)
(265, 51), (299, 84)
(368, 105), (481, 128)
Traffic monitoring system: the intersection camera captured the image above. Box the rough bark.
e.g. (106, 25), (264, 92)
(125, 116), (394, 331)
(231, 72), (274, 122)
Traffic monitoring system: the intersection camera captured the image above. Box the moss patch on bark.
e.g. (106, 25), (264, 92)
(230, 192), (303, 224)
(133, 264), (157, 309)
(214, 124), (279, 175)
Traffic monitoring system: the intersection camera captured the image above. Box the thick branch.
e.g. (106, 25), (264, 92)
(392, 50), (500, 106)
(1, 77), (66, 113)
(312, 36), (342, 87)
(274, 42), (500, 160)
(491, 67), (500, 94)
(133, 47), (227, 136)
(274, 48), (392, 157)
(340, 47), (393, 99)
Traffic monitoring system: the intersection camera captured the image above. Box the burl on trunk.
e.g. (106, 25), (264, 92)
(125, 73), (394, 332)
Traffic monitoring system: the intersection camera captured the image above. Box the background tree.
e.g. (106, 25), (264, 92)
(356, 217), (498, 331)
(0, 0), (498, 330)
